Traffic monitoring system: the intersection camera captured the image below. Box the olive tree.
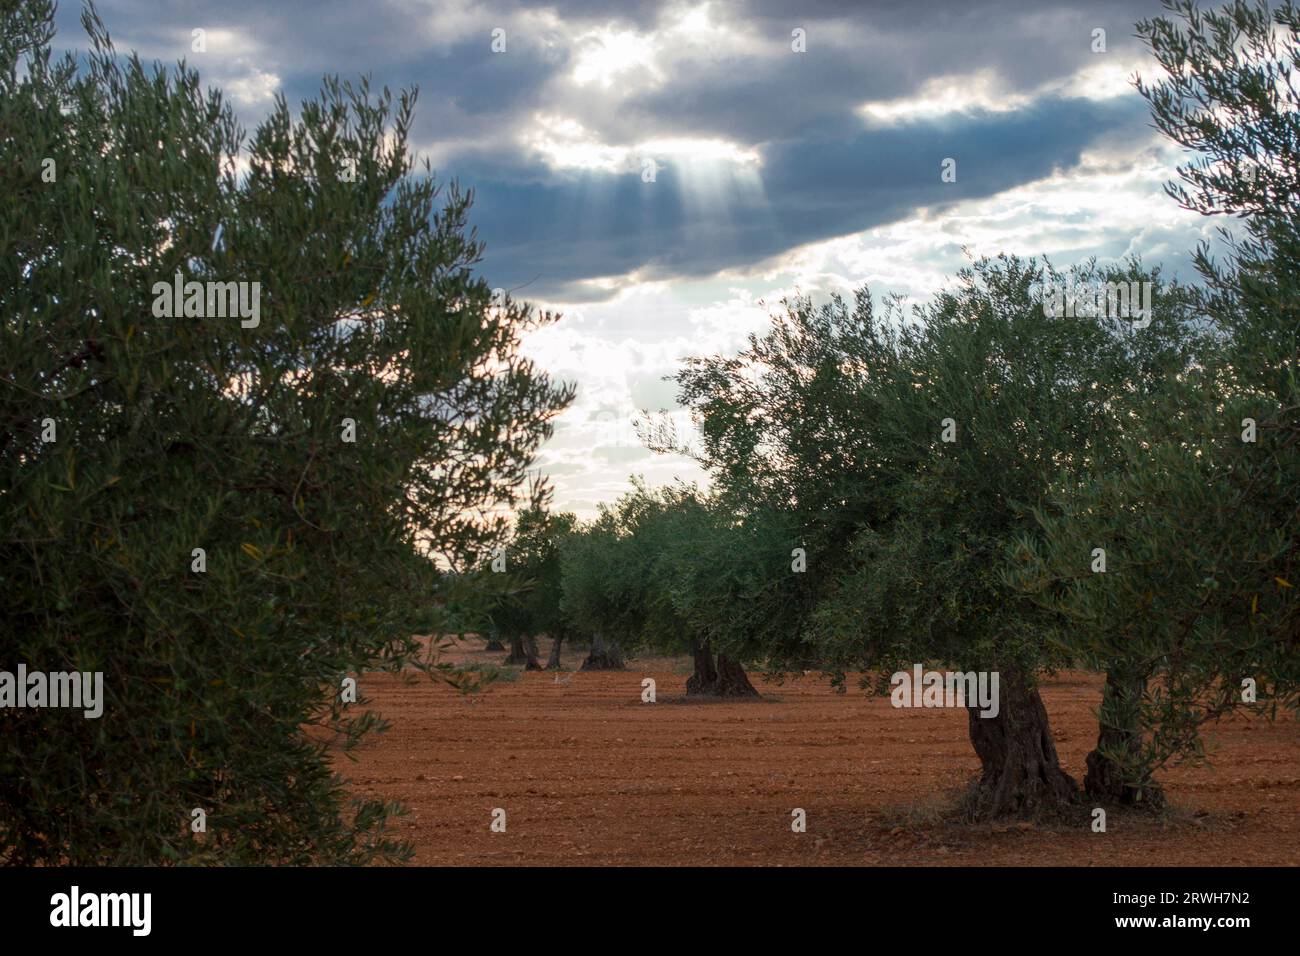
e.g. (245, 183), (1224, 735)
(489, 502), (577, 669)
(559, 506), (639, 671)
(1013, 0), (1299, 805)
(0, 1), (571, 863)
(673, 257), (1200, 818)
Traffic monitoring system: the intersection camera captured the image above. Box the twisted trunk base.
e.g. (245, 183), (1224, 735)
(686, 639), (759, 698)
(715, 653), (759, 698)
(505, 634), (542, 670)
(1084, 669), (1163, 809)
(965, 668), (1077, 820)
(685, 639), (718, 696)
(580, 634), (625, 671)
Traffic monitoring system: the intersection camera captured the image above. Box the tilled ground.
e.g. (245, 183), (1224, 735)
(339, 640), (1300, 866)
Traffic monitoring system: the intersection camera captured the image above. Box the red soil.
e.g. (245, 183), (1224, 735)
(339, 639), (1300, 866)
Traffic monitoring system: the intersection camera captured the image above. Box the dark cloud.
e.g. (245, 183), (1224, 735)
(59, 0), (1175, 294)
(611, 0), (1167, 145)
(464, 94), (1153, 295)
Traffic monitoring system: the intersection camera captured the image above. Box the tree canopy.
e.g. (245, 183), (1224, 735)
(0, 1), (571, 863)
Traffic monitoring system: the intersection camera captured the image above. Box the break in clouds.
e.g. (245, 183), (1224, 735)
(52, 0), (1213, 517)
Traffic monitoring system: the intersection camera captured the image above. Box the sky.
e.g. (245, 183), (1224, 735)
(60, 0), (1225, 517)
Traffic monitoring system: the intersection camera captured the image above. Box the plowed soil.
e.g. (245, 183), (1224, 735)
(339, 638), (1300, 866)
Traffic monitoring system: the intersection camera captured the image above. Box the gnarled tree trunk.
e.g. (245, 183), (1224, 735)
(1085, 668), (1163, 808)
(715, 652), (759, 698)
(964, 668), (1077, 819)
(504, 634), (542, 669)
(580, 633), (625, 670)
(523, 634), (543, 670)
(685, 637), (718, 695)
(686, 638), (759, 698)
(503, 635), (527, 664)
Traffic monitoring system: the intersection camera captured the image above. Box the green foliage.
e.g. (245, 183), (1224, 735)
(1013, 0), (1300, 791)
(662, 493), (800, 667)
(558, 479), (660, 650)
(554, 479), (792, 683)
(673, 257), (1203, 691)
(488, 499), (577, 641)
(611, 482), (705, 654)
(0, 1), (570, 863)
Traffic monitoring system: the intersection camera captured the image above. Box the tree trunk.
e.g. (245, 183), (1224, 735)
(546, 633), (565, 670)
(580, 633), (625, 670)
(504, 635), (525, 664)
(964, 668), (1077, 820)
(1085, 668), (1163, 809)
(685, 637), (718, 695)
(522, 634), (543, 670)
(715, 652), (759, 698)
(504, 634), (536, 666)
(686, 638), (759, 698)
